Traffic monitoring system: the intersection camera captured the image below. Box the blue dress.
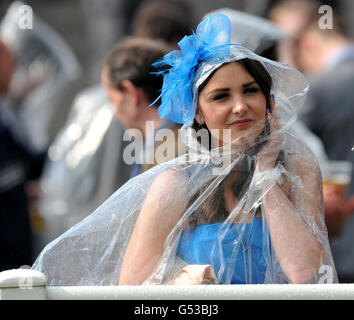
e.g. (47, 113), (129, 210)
(177, 217), (267, 284)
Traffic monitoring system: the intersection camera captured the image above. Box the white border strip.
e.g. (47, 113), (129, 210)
(1, 270), (354, 300)
(46, 284), (354, 300)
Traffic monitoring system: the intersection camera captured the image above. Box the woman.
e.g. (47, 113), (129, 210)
(32, 14), (337, 285)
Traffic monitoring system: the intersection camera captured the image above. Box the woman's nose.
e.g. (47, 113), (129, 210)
(232, 98), (247, 114)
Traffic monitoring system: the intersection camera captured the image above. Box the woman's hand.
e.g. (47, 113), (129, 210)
(256, 109), (284, 171)
(168, 264), (217, 285)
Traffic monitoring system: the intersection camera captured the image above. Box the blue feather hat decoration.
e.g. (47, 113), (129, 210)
(150, 13), (237, 125)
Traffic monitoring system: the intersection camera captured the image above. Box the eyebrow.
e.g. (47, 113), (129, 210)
(242, 81), (257, 88)
(206, 81), (258, 98)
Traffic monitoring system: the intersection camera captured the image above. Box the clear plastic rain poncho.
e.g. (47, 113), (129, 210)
(32, 14), (337, 285)
(0, 1), (81, 151)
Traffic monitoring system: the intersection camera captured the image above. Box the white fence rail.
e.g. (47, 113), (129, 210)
(1, 269), (354, 300)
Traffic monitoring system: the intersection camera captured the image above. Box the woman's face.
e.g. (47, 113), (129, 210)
(197, 61), (268, 147)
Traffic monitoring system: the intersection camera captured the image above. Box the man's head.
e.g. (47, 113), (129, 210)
(0, 40), (15, 95)
(269, 0), (319, 36)
(270, 0), (351, 74)
(101, 37), (172, 131)
(268, 0), (351, 73)
(131, 0), (195, 49)
(293, 11), (350, 74)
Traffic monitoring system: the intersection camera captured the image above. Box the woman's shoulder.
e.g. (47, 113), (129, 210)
(147, 165), (193, 199)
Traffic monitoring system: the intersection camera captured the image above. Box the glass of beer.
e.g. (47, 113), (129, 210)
(320, 160), (353, 200)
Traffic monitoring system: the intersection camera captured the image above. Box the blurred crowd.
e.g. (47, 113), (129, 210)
(0, 0), (354, 283)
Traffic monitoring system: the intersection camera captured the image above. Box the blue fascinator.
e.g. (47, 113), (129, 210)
(151, 13), (235, 125)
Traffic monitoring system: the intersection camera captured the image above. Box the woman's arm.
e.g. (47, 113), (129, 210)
(257, 130), (327, 283)
(262, 155), (326, 283)
(119, 169), (189, 285)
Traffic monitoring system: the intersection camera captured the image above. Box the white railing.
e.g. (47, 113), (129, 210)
(1, 269), (354, 300)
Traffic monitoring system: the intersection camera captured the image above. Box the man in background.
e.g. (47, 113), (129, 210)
(101, 37), (185, 176)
